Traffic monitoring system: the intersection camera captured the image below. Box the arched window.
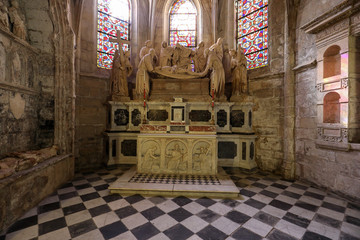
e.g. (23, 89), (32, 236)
(97, 0), (130, 69)
(323, 92), (341, 123)
(169, 0), (197, 47)
(236, 0), (268, 69)
(323, 45), (341, 79)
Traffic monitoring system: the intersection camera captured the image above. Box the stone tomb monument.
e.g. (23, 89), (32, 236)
(106, 39), (257, 181)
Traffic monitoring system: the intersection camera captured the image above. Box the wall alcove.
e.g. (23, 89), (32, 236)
(323, 45), (341, 79)
(323, 92), (340, 123)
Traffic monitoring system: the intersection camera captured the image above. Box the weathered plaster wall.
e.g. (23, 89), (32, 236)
(0, 0), (55, 157)
(295, 0), (360, 199)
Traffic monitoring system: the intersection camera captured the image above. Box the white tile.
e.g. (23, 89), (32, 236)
(208, 202), (232, 216)
(91, 180), (107, 187)
(98, 189), (110, 197)
(60, 196), (82, 208)
(341, 222), (360, 238)
(275, 195), (297, 205)
(211, 216), (240, 235)
(257, 179), (274, 186)
(181, 215), (208, 233)
(19, 207), (37, 220)
(323, 196), (347, 207)
(72, 179), (88, 186)
(261, 205), (287, 219)
(148, 233), (170, 240)
(132, 199), (155, 212)
(77, 188), (96, 196)
(317, 207), (345, 221)
(234, 203), (260, 217)
(274, 219), (306, 239)
(307, 187), (326, 195)
(186, 235), (204, 240)
(288, 206), (316, 220)
(345, 208), (360, 219)
(93, 211), (120, 228)
(285, 186), (306, 195)
(150, 214), (178, 232)
(157, 200), (180, 213)
(264, 186), (283, 194)
(38, 227), (71, 240)
(122, 213), (148, 230)
(65, 210), (92, 226)
(110, 231), (137, 240)
(277, 180), (292, 186)
(244, 186), (263, 193)
(307, 221), (340, 240)
(39, 195), (60, 206)
(83, 198), (106, 209)
(57, 186), (76, 195)
(299, 195), (323, 206)
(243, 218), (272, 237)
(108, 199), (129, 211)
(182, 202), (206, 214)
(72, 229), (105, 240)
(5, 225), (38, 240)
(252, 194), (273, 204)
(38, 209), (64, 224)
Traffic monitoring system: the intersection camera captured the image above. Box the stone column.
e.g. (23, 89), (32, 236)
(282, 0), (299, 180)
(49, 0), (76, 155)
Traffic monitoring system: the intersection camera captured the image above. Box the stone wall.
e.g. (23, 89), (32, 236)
(0, 0), (55, 157)
(295, 0), (360, 199)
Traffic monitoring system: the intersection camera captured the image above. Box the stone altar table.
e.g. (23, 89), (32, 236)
(137, 126), (217, 175)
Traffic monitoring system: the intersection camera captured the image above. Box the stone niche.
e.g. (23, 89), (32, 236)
(302, 9), (360, 149)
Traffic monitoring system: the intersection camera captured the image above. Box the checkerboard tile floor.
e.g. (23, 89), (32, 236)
(1, 166), (360, 240)
(128, 173), (221, 185)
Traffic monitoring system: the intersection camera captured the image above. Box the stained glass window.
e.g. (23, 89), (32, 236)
(236, 0), (268, 69)
(169, 0), (197, 47)
(97, 0), (130, 69)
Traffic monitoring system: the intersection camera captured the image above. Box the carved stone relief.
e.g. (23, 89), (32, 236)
(0, 43), (5, 81)
(192, 141), (212, 172)
(140, 140), (161, 171)
(166, 141), (187, 172)
(11, 52), (21, 84)
(9, 92), (25, 119)
(131, 109), (141, 126)
(114, 109), (129, 126)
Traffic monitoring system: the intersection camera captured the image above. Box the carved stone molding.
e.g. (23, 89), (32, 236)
(317, 127), (348, 143)
(341, 78), (348, 89)
(316, 83), (322, 92)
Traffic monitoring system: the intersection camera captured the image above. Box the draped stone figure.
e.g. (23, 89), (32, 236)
(0, 2), (9, 30)
(8, 0), (27, 40)
(172, 43), (192, 71)
(193, 41), (206, 72)
(139, 40), (153, 59)
(201, 49), (225, 99)
(159, 41), (173, 68)
(209, 37), (224, 61)
(110, 49), (132, 101)
(230, 45), (248, 101)
(136, 49), (157, 98)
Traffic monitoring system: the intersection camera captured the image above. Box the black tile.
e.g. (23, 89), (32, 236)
(347, 202), (360, 211)
(87, 176), (102, 182)
(267, 229), (298, 240)
(345, 215), (360, 227)
(68, 219), (97, 238)
(74, 183), (92, 190)
(103, 194), (122, 203)
(264, 177), (278, 182)
(197, 225), (227, 240)
(39, 217), (67, 235)
(254, 211), (279, 226)
(124, 194), (145, 204)
(7, 216), (38, 233)
(295, 201), (318, 212)
(315, 214), (342, 229)
(269, 199), (292, 211)
(38, 202), (61, 214)
(339, 232), (360, 240)
(224, 210), (251, 224)
(260, 190), (278, 198)
(105, 177), (117, 183)
(163, 224), (193, 240)
(240, 189), (256, 197)
(80, 192), (100, 202)
(82, 171), (95, 175)
(195, 197), (217, 208)
(322, 202), (346, 213)
(172, 196), (192, 206)
(246, 177), (259, 181)
(148, 196), (167, 205)
(62, 203), (86, 216)
(115, 206), (138, 218)
(244, 199), (266, 209)
(141, 206), (165, 221)
(302, 231), (332, 240)
(232, 227), (262, 240)
(88, 204), (112, 217)
(283, 212), (310, 228)
(131, 222), (161, 240)
(304, 191), (325, 200)
(59, 191), (78, 200)
(98, 172), (110, 176)
(94, 184), (109, 191)
(291, 183), (308, 190)
(282, 190), (301, 199)
(59, 182), (73, 189)
(252, 182), (267, 189)
(168, 208), (192, 222)
(100, 221), (128, 239)
(271, 183), (287, 190)
(220, 198), (240, 208)
(197, 209), (221, 223)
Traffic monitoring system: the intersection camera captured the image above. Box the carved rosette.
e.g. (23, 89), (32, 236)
(316, 83), (322, 92)
(341, 78), (348, 89)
